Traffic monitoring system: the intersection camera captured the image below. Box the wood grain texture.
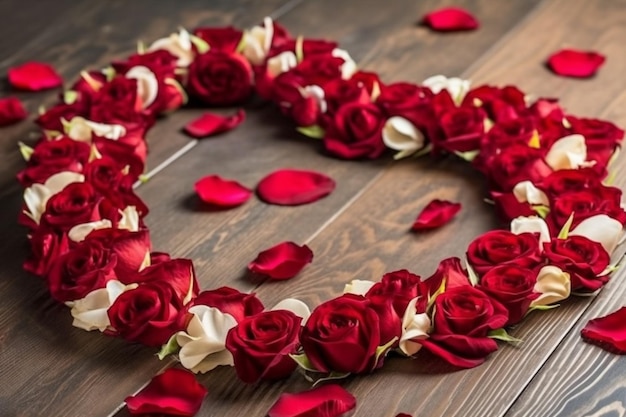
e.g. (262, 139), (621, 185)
(0, 2), (298, 417)
(122, 0), (626, 416)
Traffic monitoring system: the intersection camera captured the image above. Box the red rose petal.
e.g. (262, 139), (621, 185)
(411, 199), (462, 231)
(194, 175), (252, 208)
(268, 384), (356, 417)
(8, 61), (63, 91)
(547, 49), (606, 78)
(581, 307), (626, 354)
(0, 97), (27, 126)
(256, 169), (336, 206)
(248, 241), (313, 280)
(422, 7), (479, 32)
(125, 368), (207, 416)
(183, 109), (245, 138)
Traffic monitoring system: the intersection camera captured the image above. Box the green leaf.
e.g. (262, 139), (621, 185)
(527, 304), (560, 313)
(137, 40), (146, 54)
(411, 143), (433, 159)
(572, 289), (602, 297)
(102, 66), (116, 82)
(372, 336), (398, 371)
(311, 371), (351, 387)
(599, 263), (620, 277)
(532, 205), (550, 219)
(157, 334), (180, 360)
(290, 353), (321, 373)
(488, 328), (523, 345)
(190, 35), (210, 54)
(138, 174), (150, 184)
(296, 125), (325, 139)
(454, 149), (480, 162)
(557, 212), (575, 240)
(235, 32), (247, 54)
(18, 142), (34, 162)
(63, 90), (79, 105)
(427, 280), (446, 311)
(465, 259), (479, 286)
(295, 35), (304, 62)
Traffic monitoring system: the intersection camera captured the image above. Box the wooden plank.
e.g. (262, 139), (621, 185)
(106, 1), (544, 416)
(0, 2), (301, 416)
(228, 1), (626, 417)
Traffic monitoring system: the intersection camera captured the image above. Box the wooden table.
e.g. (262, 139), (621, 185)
(1, 0), (626, 416)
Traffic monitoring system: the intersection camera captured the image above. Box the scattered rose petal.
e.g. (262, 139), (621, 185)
(581, 307), (626, 354)
(547, 49), (605, 78)
(183, 109), (245, 138)
(422, 7), (479, 32)
(0, 97), (27, 126)
(411, 199), (462, 231)
(194, 175), (252, 208)
(248, 241), (313, 280)
(268, 384), (356, 417)
(396, 414), (413, 417)
(125, 368), (207, 416)
(8, 61), (63, 91)
(256, 169), (336, 206)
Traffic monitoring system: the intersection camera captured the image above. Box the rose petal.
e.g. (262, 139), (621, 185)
(411, 199), (462, 231)
(256, 169), (336, 206)
(0, 97), (27, 126)
(248, 241), (313, 280)
(422, 7), (479, 32)
(8, 61), (63, 91)
(183, 109), (246, 139)
(268, 384), (356, 417)
(581, 307), (626, 354)
(125, 368), (207, 416)
(547, 49), (606, 78)
(194, 175), (252, 208)
(570, 214), (624, 254)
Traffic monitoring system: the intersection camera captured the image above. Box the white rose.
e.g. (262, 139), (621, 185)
(423, 75), (470, 104)
(126, 66), (159, 109)
(545, 134), (594, 170)
(70, 281), (137, 331)
(512, 181), (549, 206)
(530, 266), (571, 307)
(399, 297), (431, 356)
(570, 214), (624, 254)
(175, 305), (237, 373)
(510, 216), (551, 246)
(332, 48), (357, 79)
(271, 298), (311, 324)
(382, 116), (425, 159)
(266, 51), (298, 78)
(241, 17), (275, 66)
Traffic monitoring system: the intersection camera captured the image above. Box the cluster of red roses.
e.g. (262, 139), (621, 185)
(17, 17), (626, 393)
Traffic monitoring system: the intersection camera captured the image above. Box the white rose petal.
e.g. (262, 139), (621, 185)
(510, 216), (551, 247)
(545, 134), (593, 170)
(118, 206), (140, 232)
(382, 116), (425, 156)
(66, 116), (126, 142)
(23, 171), (85, 224)
(271, 298), (311, 324)
(242, 17), (274, 66)
(512, 181), (549, 206)
(343, 279), (376, 296)
(332, 48), (357, 79)
(423, 75), (470, 104)
(148, 29), (194, 67)
(126, 66), (159, 109)
(531, 266), (571, 307)
(68, 220), (113, 242)
(570, 214), (624, 254)
(303, 85), (327, 114)
(267, 51), (297, 78)
(176, 305), (237, 373)
(70, 281), (136, 331)
(399, 297), (431, 356)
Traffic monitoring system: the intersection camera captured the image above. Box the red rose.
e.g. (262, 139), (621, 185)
(422, 257), (472, 294)
(548, 187), (626, 232)
(292, 54), (345, 87)
(467, 230), (542, 276)
(24, 230), (70, 277)
(16, 137), (91, 187)
(130, 258), (199, 301)
(568, 116), (624, 168)
(490, 191), (536, 222)
(187, 51), (253, 106)
(89, 77), (154, 128)
(377, 82), (434, 129)
(323, 101), (386, 159)
(477, 265), (538, 325)
(300, 294), (381, 374)
(192, 26), (244, 53)
(476, 117), (536, 163)
(269, 38), (337, 61)
(461, 85), (526, 122)
(419, 285), (508, 368)
(85, 228), (151, 279)
(322, 77), (370, 116)
(35, 100), (89, 132)
(537, 168), (603, 197)
(543, 236), (610, 292)
(47, 239), (117, 302)
(93, 137), (147, 180)
(366, 269), (426, 318)
(107, 279), (187, 346)
(480, 143), (552, 192)
(433, 106), (486, 153)
(226, 310), (302, 383)
(190, 286), (264, 323)
(40, 182), (102, 232)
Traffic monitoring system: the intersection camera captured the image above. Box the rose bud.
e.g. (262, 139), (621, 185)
(190, 286), (264, 323)
(467, 230), (542, 276)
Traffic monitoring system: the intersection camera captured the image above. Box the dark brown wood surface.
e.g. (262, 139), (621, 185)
(1, 0), (625, 416)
